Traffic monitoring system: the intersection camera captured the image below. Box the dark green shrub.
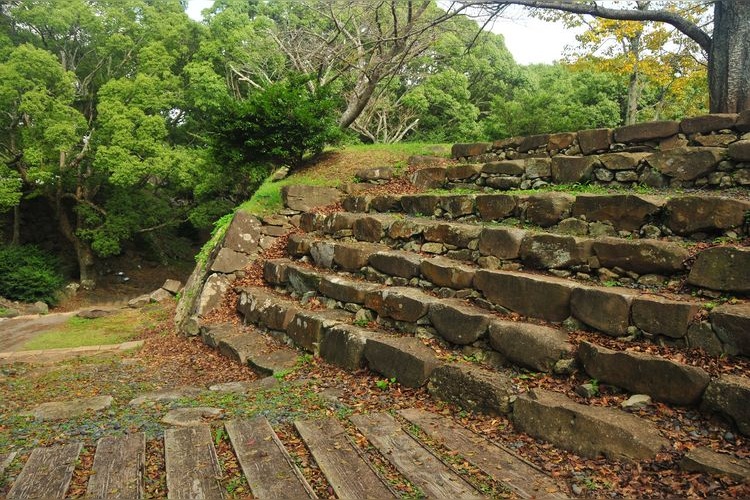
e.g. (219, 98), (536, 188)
(0, 245), (65, 304)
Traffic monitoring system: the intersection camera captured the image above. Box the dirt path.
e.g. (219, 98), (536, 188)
(0, 312), (77, 352)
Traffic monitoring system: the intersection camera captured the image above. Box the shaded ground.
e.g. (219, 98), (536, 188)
(0, 312), (77, 352)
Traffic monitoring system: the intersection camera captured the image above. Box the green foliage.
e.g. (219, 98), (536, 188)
(196, 212), (235, 264)
(0, 245), (64, 304)
(375, 377), (396, 390)
(213, 74), (342, 168)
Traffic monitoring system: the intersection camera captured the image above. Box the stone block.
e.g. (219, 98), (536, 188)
(400, 194), (441, 216)
(323, 212), (359, 234)
(420, 257), (476, 289)
(632, 297), (699, 339)
(701, 374), (750, 436)
(222, 210), (262, 254)
(439, 195), (475, 218)
(524, 158), (552, 178)
(281, 185), (342, 211)
(352, 215), (392, 242)
(371, 195), (401, 212)
(518, 134), (549, 153)
(428, 299), (492, 345)
(263, 258), (289, 285)
(572, 194), (664, 232)
(522, 193), (575, 227)
(428, 363), (514, 415)
(688, 247), (750, 293)
(196, 273), (231, 317)
(452, 142), (491, 158)
(482, 160), (525, 175)
(680, 447), (750, 481)
(356, 167), (393, 181)
(388, 218), (427, 239)
(364, 335), (441, 387)
(287, 264), (322, 294)
(513, 389), (669, 461)
(592, 238), (689, 275)
(680, 113), (738, 135)
(286, 234), (312, 258)
(488, 320), (572, 372)
(476, 194), (517, 221)
(423, 222), (482, 248)
(288, 309), (351, 353)
(478, 226), (526, 260)
(571, 286), (635, 336)
(474, 270), (574, 322)
(578, 128), (612, 154)
(578, 341), (710, 405)
(370, 250), (422, 279)
(647, 147), (725, 180)
(446, 163), (482, 180)
(711, 303), (750, 356)
(410, 167), (447, 189)
(550, 156), (597, 183)
(333, 242), (384, 271)
(319, 275), (380, 304)
(319, 324), (373, 371)
(728, 140), (750, 161)
(736, 109), (750, 132)
(598, 152), (650, 170)
(520, 233), (592, 269)
(614, 121), (680, 142)
(210, 248), (251, 273)
(310, 240), (335, 268)
(666, 196), (750, 235)
(548, 132), (577, 150)
(364, 287), (433, 322)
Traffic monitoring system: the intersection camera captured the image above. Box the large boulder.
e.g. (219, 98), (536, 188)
(550, 156), (598, 183)
(578, 128), (612, 154)
(688, 247), (750, 293)
(571, 286), (635, 337)
(665, 196), (750, 235)
(428, 363), (515, 415)
(578, 341), (710, 405)
(411, 167), (447, 189)
(476, 194), (518, 221)
(701, 374), (750, 436)
(474, 270), (574, 322)
(572, 194), (664, 232)
(592, 238), (689, 274)
(521, 193), (575, 227)
(428, 300), (492, 345)
(488, 320), (572, 372)
(400, 194), (441, 216)
(646, 147), (725, 180)
(710, 303), (750, 356)
(364, 335), (441, 387)
(513, 389), (669, 461)
(287, 309), (351, 353)
(222, 210), (262, 254)
(281, 185), (342, 211)
(319, 324), (374, 371)
(728, 140), (750, 161)
(478, 226), (526, 260)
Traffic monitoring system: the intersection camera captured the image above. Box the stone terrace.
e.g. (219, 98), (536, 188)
(174, 113), (750, 494)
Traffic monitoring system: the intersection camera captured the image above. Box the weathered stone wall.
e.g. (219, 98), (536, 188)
(449, 112), (750, 190)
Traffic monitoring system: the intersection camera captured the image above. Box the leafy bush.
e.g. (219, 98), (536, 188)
(213, 74), (341, 168)
(0, 245), (65, 304)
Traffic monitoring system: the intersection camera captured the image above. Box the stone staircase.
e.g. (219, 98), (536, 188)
(170, 113), (750, 494)
(0, 408), (564, 499)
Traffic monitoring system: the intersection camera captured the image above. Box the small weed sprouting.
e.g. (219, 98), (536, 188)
(375, 377), (396, 390)
(214, 426), (226, 446)
(353, 317), (370, 327)
(602, 279), (619, 287)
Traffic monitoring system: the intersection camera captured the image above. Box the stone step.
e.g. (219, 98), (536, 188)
(87, 433), (146, 499)
(398, 408), (567, 498)
(341, 192), (750, 243)
(164, 425), (224, 500)
(313, 210), (749, 294)
(349, 412), (483, 499)
(281, 237), (744, 356)
(6, 443), (82, 500)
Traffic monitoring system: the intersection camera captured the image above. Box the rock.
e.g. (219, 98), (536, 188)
(400, 194), (441, 216)
(557, 217), (589, 236)
(614, 121), (680, 143)
(728, 140), (750, 161)
(522, 193), (575, 227)
(571, 286), (635, 336)
(446, 163), (482, 180)
(370, 251), (422, 279)
(0, 307), (19, 318)
(284, 185), (341, 211)
(222, 210), (262, 254)
(475, 270), (574, 323)
(578, 128), (612, 154)
(388, 218), (427, 239)
(550, 156), (598, 184)
(512, 389), (669, 461)
(263, 259), (290, 285)
(356, 166), (393, 182)
(451, 142), (491, 158)
(77, 308), (117, 319)
(210, 248), (251, 273)
(148, 288), (173, 303)
(351, 215), (390, 242)
(364, 287), (432, 322)
(524, 158), (552, 178)
(424, 222), (482, 248)
(440, 195), (475, 217)
(577, 341), (710, 405)
(195, 273), (231, 317)
(631, 297), (699, 339)
(520, 233), (592, 269)
(680, 447), (750, 481)
(711, 303), (750, 356)
(599, 152), (650, 170)
(364, 335), (441, 387)
(319, 324), (374, 371)
(519, 134), (549, 153)
(589, 222), (617, 238)
(486, 175), (522, 190)
(680, 114), (738, 134)
(572, 194), (664, 232)
(333, 242), (384, 271)
(482, 160), (525, 175)
(129, 387), (204, 405)
(420, 257), (475, 289)
(701, 374), (750, 436)
(288, 309), (350, 353)
(686, 322), (724, 356)
(428, 300), (492, 345)
(666, 196), (750, 235)
(575, 383), (598, 399)
(478, 226), (526, 260)
(29, 301), (49, 314)
(548, 132), (577, 150)
(24, 396), (114, 421)
(688, 247), (750, 293)
(476, 194), (517, 221)
(237, 287), (299, 331)
(592, 238), (689, 275)
(161, 279), (182, 295)
(209, 377), (279, 394)
(428, 363), (514, 415)
(621, 394), (652, 410)
(646, 147), (725, 180)
(162, 407), (223, 427)
(287, 265), (322, 295)
(319, 275), (379, 305)
(410, 167), (447, 189)
(488, 320), (572, 372)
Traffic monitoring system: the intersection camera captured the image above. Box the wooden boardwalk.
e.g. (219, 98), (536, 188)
(0, 409), (565, 499)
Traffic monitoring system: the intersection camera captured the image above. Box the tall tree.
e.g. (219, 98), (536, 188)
(460, 0), (750, 113)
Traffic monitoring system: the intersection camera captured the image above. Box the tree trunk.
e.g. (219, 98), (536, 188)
(338, 74), (381, 129)
(709, 0), (750, 113)
(54, 200), (97, 289)
(11, 204), (20, 245)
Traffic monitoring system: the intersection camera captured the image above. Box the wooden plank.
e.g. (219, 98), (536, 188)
(399, 408), (569, 499)
(6, 442), (82, 500)
(295, 418), (395, 500)
(350, 412), (482, 500)
(87, 433), (146, 499)
(165, 425), (224, 500)
(1, 451), (17, 477)
(226, 418), (316, 500)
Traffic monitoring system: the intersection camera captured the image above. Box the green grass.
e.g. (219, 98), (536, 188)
(239, 174), (340, 216)
(341, 141), (451, 156)
(21, 309), (147, 350)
